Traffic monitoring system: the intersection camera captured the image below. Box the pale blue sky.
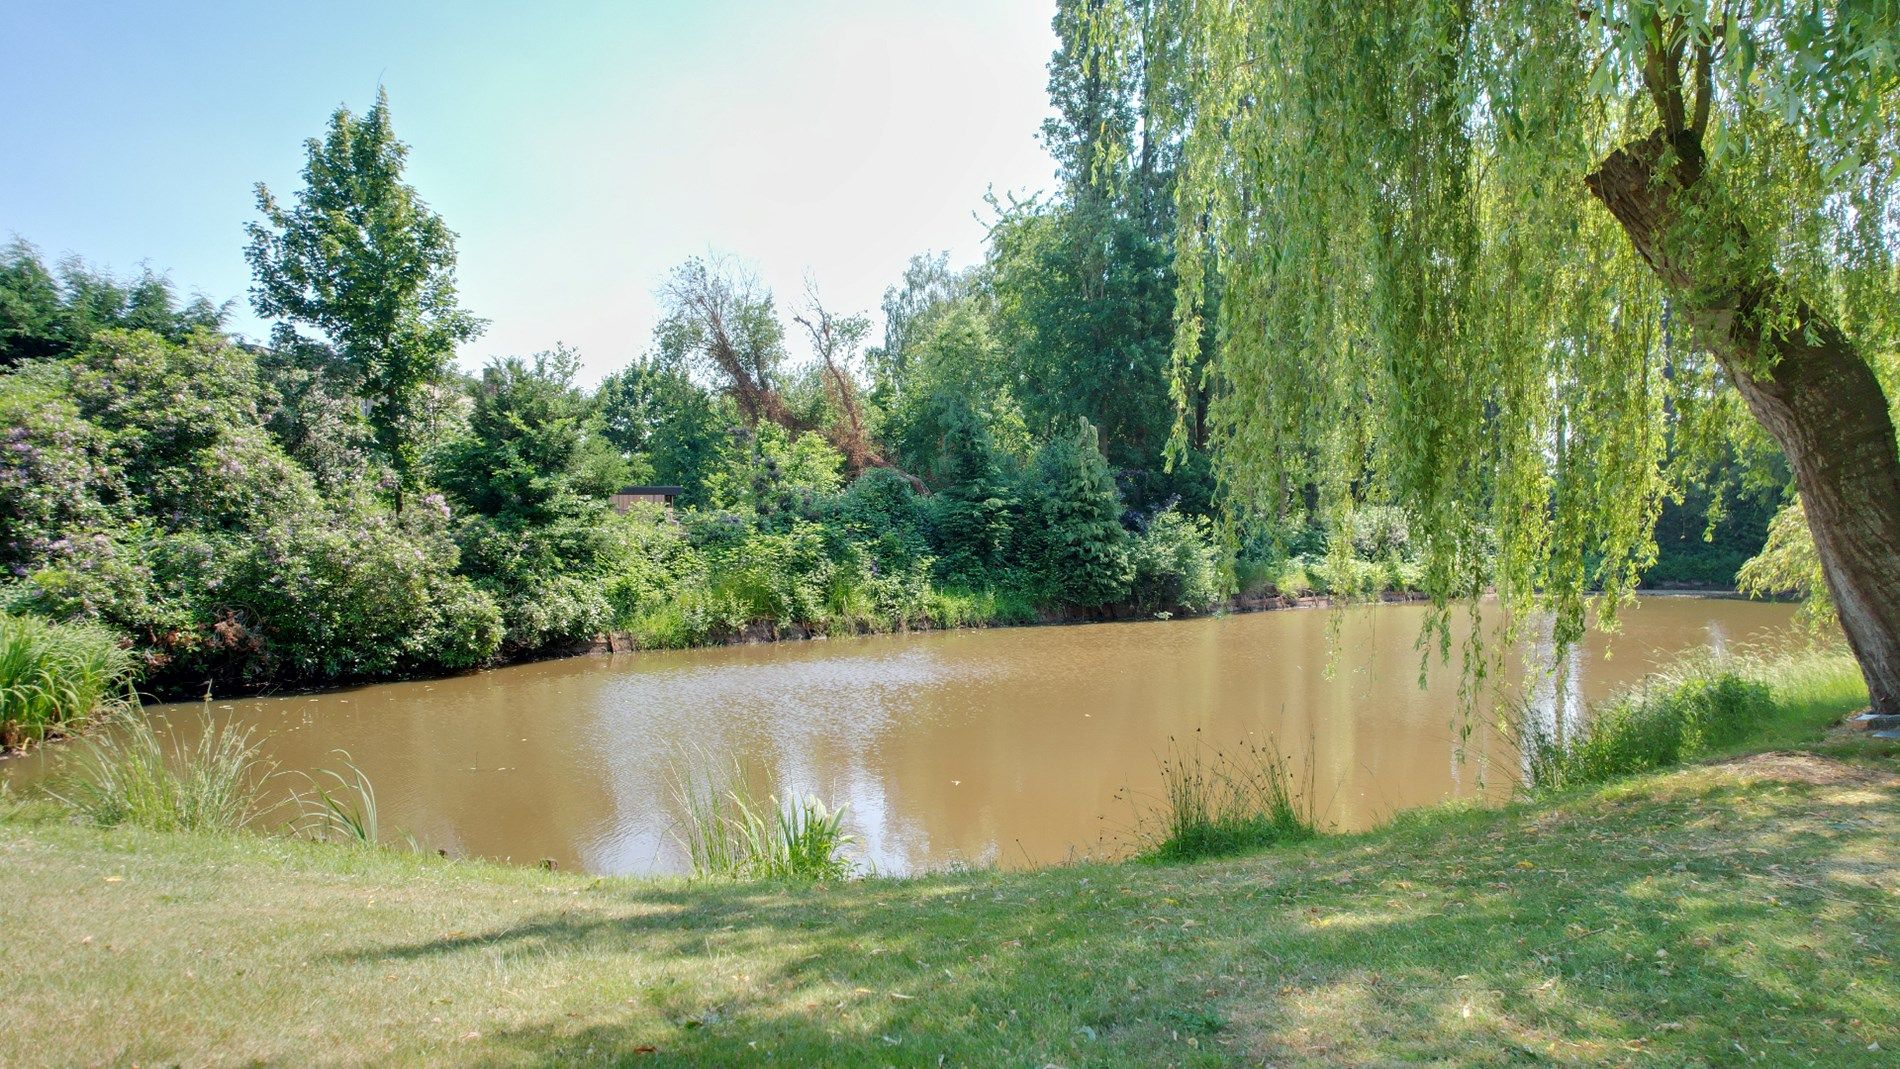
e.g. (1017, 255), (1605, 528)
(0, 1), (1059, 382)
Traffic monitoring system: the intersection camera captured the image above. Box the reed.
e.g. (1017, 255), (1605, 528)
(670, 753), (856, 880)
(1522, 647), (1865, 792)
(0, 613), (137, 750)
(1144, 733), (1316, 862)
(288, 752), (380, 846)
(51, 704), (270, 833)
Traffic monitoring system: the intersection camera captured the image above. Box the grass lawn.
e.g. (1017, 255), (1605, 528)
(2, 695), (1895, 1064)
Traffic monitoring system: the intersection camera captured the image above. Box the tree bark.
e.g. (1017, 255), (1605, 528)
(1587, 129), (1900, 713)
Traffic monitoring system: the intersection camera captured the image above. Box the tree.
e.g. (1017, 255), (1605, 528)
(1116, 1), (1900, 709)
(656, 256), (792, 428)
(794, 284), (876, 471)
(435, 349), (630, 652)
(435, 347), (627, 525)
(866, 251), (970, 398)
(595, 358), (728, 507)
(930, 398), (1020, 581)
(875, 285), (1031, 479)
(1029, 417), (1131, 607)
(658, 257), (923, 489)
(988, 199), (1177, 480)
(984, 1), (1212, 510)
(1, 240), (225, 368)
(245, 90), (483, 513)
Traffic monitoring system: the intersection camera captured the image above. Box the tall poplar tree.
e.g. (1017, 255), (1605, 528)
(246, 90), (482, 512)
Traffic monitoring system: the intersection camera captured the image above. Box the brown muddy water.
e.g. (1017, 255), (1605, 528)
(4, 596), (1800, 876)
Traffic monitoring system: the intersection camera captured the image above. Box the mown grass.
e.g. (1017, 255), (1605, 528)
(2, 651), (1893, 1065)
(3, 750), (1893, 1064)
(0, 612), (137, 751)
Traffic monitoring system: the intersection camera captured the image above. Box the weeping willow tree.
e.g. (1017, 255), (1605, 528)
(1082, 1), (1899, 710)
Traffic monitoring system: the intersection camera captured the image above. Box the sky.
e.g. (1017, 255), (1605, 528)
(0, 1), (1060, 383)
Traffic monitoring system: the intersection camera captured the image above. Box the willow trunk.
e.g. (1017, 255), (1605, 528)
(1587, 129), (1900, 715)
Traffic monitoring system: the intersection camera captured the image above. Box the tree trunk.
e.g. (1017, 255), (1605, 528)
(1587, 129), (1900, 714)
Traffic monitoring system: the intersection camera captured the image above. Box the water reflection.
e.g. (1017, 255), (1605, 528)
(3, 596), (1799, 876)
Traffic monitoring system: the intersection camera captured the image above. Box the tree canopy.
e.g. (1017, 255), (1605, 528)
(246, 88), (483, 511)
(1094, 0), (1899, 702)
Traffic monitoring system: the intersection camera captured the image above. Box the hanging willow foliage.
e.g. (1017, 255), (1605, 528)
(1084, 0), (1899, 701)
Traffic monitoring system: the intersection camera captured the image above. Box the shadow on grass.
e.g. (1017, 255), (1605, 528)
(323, 770), (1898, 1066)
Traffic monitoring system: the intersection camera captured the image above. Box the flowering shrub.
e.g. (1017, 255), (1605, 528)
(230, 509), (502, 681)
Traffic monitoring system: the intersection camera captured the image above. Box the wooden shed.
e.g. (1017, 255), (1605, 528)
(609, 485), (684, 514)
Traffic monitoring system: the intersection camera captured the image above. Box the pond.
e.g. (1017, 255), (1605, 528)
(4, 596), (1800, 876)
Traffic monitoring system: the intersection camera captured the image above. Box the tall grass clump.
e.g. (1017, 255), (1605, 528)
(1756, 648), (1868, 728)
(1142, 734), (1315, 862)
(671, 754), (856, 880)
(0, 613), (137, 751)
(1523, 648), (1865, 792)
(924, 586), (1039, 629)
(52, 705), (270, 832)
(288, 752), (380, 845)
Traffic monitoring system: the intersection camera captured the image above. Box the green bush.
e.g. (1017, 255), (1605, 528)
(3, 525), (215, 674)
(231, 508), (503, 681)
(1128, 507), (1222, 614)
(458, 513), (621, 651)
(0, 613), (136, 749)
(0, 365), (119, 576)
(923, 586), (1039, 629)
(1274, 559), (1316, 596)
(832, 468), (933, 563)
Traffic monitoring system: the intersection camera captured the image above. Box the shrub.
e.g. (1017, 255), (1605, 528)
(832, 468), (932, 565)
(4, 526), (230, 682)
(696, 520), (837, 626)
(1128, 507), (1222, 614)
(0, 613), (136, 749)
(0, 365), (119, 576)
(1274, 559), (1316, 596)
(231, 508), (503, 682)
(1347, 504), (1411, 560)
(65, 329), (263, 496)
(924, 585), (1038, 629)
(1233, 556), (1277, 596)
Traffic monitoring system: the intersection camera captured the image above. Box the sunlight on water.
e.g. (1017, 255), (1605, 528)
(5, 596), (1802, 876)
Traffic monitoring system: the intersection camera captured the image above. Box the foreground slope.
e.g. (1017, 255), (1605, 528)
(4, 745), (1896, 1067)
